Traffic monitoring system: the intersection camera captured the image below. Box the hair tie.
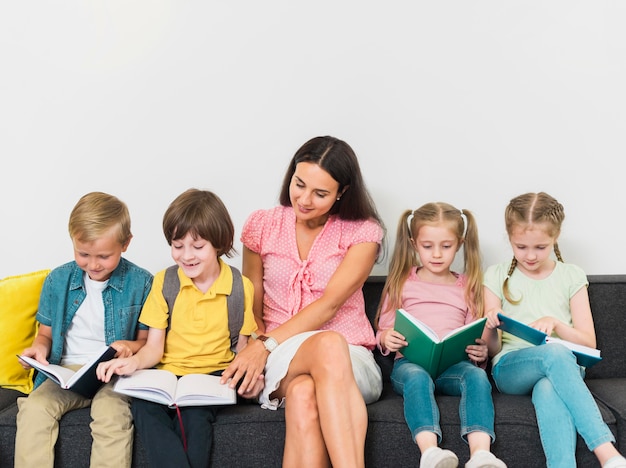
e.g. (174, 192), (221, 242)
(460, 209), (468, 238)
(406, 212), (414, 237)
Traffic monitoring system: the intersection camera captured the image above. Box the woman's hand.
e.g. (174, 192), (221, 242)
(236, 373), (265, 400)
(220, 338), (268, 395)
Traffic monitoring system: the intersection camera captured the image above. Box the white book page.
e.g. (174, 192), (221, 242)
(397, 309), (439, 342)
(17, 355), (74, 387)
(114, 369), (178, 405)
(545, 337), (601, 357)
(175, 374), (236, 405)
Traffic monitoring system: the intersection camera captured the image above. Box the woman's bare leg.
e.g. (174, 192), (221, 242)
(276, 331), (368, 468)
(283, 375), (330, 468)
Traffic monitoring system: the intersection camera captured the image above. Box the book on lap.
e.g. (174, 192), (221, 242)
(17, 345), (116, 398)
(393, 308), (487, 379)
(496, 312), (602, 368)
(113, 368), (237, 407)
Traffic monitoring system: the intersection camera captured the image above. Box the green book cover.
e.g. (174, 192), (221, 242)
(393, 309), (487, 379)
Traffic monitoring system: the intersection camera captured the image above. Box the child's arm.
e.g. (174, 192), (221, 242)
(96, 327), (165, 383)
(483, 287), (503, 357)
(235, 334), (248, 353)
(530, 286), (597, 348)
(109, 329), (149, 359)
(20, 324), (52, 369)
(19, 324), (53, 367)
(375, 297), (406, 354)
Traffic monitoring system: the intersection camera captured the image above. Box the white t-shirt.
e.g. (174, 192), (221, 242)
(61, 273), (107, 365)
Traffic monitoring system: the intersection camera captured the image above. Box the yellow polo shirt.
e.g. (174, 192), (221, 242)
(139, 259), (256, 375)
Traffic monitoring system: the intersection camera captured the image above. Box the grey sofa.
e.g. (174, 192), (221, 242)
(1, 275), (625, 467)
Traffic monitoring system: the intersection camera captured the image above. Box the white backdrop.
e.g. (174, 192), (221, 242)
(1, 1), (625, 279)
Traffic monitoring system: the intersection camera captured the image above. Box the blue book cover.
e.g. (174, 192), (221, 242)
(496, 313), (602, 368)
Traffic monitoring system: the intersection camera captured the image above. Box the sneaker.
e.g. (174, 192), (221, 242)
(420, 446), (459, 468)
(603, 455), (626, 468)
(465, 450), (507, 468)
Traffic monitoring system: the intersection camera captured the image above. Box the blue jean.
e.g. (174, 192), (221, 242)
(492, 344), (615, 468)
(391, 358), (495, 444)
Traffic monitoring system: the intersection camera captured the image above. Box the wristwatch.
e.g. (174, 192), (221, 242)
(254, 334), (278, 353)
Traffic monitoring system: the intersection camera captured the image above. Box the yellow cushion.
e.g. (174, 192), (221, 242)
(0, 269), (50, 393)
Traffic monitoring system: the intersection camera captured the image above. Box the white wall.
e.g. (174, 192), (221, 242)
(1, 1), (625, 279)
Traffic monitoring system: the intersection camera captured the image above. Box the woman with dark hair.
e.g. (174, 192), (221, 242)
(222, 136), (385, 467)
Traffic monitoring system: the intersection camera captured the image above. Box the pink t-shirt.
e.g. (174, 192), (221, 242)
(241, 205), (384, 349)
(376, 268), (474, 357)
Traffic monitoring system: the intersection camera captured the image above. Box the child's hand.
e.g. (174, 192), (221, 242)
(19, 345), (49, 369)
(528, 316), (558, 336)
(381, 329), (407, 353)
(236, 373), (265, 400)
(484, 309), (503, 330)
(110, 340), (134, 359)
(466, 339), (488, 364)
(96, 356), (139, 383)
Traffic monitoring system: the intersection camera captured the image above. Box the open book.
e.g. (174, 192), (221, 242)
(394, 309), (487, 379)
(17, 345), (116, 398)
(496, 313), (602, 368)
(113, 369), (237, 407)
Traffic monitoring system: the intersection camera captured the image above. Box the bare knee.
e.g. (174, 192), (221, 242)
(309, 331), (352, 374)
(285, 375), (319, 428)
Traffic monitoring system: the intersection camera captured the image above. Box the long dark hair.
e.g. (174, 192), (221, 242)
(279, 136), (383, 225)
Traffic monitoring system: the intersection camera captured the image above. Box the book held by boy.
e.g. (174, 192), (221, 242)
(393, 309), (487, 379)
(496, 313), (602, 368)
(17, 345), (116, 398)
(113, 368), (237, 407)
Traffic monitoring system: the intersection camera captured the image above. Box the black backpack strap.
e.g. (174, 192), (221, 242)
(163, 265), (180, 332)
(227, 266), (245, 352)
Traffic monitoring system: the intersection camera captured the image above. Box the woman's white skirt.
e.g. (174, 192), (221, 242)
(259, 330), (383, 410)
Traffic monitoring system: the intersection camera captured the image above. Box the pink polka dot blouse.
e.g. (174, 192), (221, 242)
(241, 206), (384, 349)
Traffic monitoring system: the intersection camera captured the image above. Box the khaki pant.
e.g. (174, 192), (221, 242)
(14, 370), (133, 468)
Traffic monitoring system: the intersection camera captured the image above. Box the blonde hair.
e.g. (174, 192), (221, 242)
(502, 192), (565, 303)
(68, 192), (132, 245)
(375, 202), (483, 329)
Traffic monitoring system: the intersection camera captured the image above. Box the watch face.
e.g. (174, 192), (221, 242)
(264, 336), (278, 352)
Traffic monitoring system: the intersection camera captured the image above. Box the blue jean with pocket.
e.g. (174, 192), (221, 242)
(391, 357), (495, 444)
(492, 344), (615, 468)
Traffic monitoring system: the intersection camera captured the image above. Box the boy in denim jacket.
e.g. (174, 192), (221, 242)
(15, 192), (153, 468)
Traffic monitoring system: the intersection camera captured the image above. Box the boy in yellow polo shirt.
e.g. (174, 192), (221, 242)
(97, 188), (259, 468)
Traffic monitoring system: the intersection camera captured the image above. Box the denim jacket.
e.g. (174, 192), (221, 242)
(34, 257), (153, 388)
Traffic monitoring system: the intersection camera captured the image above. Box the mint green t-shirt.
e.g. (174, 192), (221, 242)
(483, 261), (588, 367)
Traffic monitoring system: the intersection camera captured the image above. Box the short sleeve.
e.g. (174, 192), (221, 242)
(483, 263), (508, 301)
(353, 218), (384, 245)
(241, 209), (267, 254)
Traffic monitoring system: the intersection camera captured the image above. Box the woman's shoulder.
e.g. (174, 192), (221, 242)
(333, 216), (383, 242)
(245, 205), (291, 226)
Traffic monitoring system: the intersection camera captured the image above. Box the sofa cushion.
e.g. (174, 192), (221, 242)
(0, 269), (49, 393)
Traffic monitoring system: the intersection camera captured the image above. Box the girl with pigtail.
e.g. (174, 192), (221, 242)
(484, 192), (626, 468)
(376, 203), (505, 468)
